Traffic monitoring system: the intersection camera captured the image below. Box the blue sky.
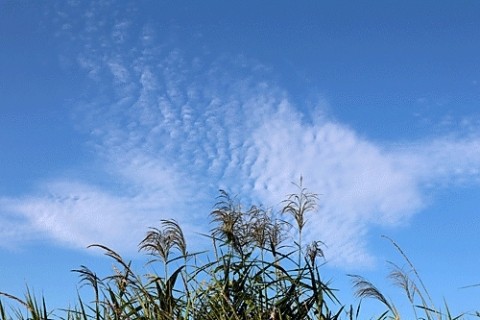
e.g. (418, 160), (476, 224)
(1, 0), (480, 317)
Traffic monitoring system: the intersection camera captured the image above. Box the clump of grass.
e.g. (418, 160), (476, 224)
(1, 180), (478, 320)
(348, 236), (467, 320)
(0, 178), (341, 320)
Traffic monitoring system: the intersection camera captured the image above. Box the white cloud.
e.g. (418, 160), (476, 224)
(4, 57), (480, 266)
(246, 101), (480, 267)
(1, 182), (141, 251)
(392, 136), (480, 187)
(3, 3), (480, 268)
(0, 179), (208, 255)
(247, 103), (423, 266)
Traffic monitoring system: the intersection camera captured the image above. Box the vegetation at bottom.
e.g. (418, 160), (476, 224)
(0, 179), (478, 319)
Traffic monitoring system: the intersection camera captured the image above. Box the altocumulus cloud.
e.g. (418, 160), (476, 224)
(2, 2), (480, 268)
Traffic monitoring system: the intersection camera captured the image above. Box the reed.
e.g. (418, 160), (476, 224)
(0, 181), (477, 319)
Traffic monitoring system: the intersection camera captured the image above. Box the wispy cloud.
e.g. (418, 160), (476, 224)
(2, 1), (480, 268)
(0, 177), (207, 253)
(1, 182), (141, 250)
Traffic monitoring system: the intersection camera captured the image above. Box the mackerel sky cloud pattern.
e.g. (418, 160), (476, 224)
(1, 1), (480, 270)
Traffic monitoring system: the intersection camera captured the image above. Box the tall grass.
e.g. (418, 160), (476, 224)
(348, 236), (468, 320)
(0, 181), (478, 319)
